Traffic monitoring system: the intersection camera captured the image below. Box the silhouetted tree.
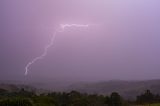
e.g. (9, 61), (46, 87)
(136, 89), (154, 105)
(109, 92), (122, 106)
(0, 98), (33, 106)
(0, 88), (8, 96)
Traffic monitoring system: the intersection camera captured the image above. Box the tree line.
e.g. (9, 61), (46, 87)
(0, 88), (160, 106)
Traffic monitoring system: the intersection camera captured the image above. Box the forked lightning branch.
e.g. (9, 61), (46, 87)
(25, 24), (89, 75)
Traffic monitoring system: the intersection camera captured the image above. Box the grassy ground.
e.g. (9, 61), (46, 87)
(135, 103), (160, 106)
(150, 103), (160, 106)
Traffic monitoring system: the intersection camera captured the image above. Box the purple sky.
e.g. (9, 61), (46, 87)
(1, 0), (160, 81)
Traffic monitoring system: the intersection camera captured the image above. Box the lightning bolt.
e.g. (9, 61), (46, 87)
(25, 24), (89, 76)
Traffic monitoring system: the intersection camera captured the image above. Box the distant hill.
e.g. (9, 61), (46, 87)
(0, 79), (160, 100)
(66, 80), (160, 100)
(0, 83), (36, 92)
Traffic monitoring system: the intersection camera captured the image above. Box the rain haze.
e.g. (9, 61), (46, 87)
(1, 0), (160, 82)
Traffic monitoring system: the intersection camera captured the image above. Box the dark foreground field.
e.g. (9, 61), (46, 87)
(135, 104), (160, 106)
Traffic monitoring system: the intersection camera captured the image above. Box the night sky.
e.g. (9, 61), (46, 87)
(1, 0), (160, 81)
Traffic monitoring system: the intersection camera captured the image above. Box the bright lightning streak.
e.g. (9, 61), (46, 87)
(60, 24), (89, 30)
(25, 24), (89, 76)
